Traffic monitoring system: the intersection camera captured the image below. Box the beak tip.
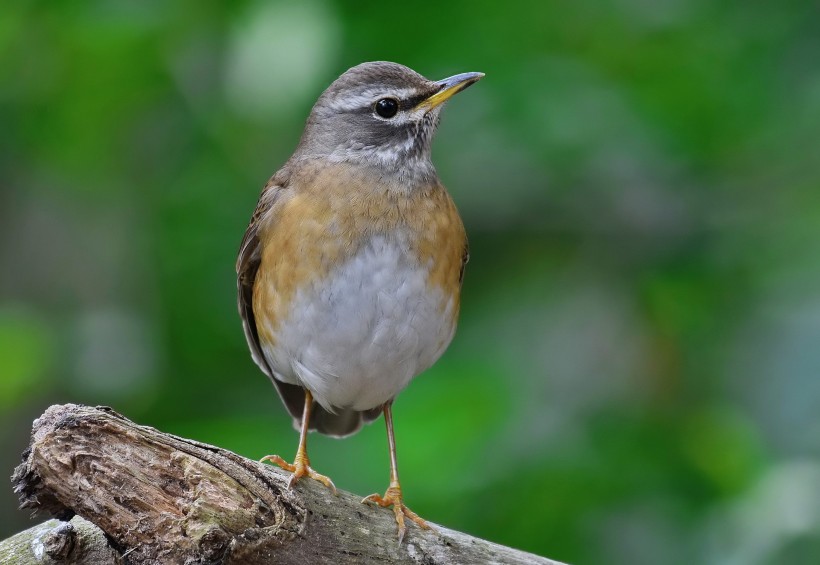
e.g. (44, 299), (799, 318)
(420, 70), (485, 110)
(435, 71), (486, 89)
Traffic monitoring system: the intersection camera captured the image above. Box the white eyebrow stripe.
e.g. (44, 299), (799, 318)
(324, 87), (423, 112)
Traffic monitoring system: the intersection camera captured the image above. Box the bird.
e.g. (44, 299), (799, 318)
(236, 61), (482, 542)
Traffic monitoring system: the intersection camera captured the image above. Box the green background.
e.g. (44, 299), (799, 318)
(2, 1), (820, 563)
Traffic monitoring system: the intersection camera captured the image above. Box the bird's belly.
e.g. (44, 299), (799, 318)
(259, 235), (456, 411)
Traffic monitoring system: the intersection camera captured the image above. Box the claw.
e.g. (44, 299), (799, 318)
(260, 453), (337, 494)
(362, 483), (429, 543)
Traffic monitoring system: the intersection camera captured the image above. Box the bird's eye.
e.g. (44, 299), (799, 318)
(374, 98), (399, 118)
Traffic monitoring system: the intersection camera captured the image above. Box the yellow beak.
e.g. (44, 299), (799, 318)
(417, 71), (484, 111)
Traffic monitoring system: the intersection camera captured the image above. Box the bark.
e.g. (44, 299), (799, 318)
(6, 404), (563, 565)
(0, 517), (120, 565)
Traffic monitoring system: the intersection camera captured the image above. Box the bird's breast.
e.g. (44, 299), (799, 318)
(252, 163), (466, 411)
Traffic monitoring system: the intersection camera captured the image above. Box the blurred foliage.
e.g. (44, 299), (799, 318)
(2, 1), (820, 563)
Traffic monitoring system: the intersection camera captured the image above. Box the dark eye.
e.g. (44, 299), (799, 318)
(374, 98), (399, 118)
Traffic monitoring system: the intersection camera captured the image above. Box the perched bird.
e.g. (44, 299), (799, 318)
(236, 61), (482, 542)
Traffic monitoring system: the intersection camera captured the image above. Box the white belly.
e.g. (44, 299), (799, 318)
(259, 234), (456, 412)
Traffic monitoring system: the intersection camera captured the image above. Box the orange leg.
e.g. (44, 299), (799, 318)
(362, 401), (430, 543)
(260, 390), (336, 493)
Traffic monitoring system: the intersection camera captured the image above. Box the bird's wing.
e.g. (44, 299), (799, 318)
(236, 171), (308, 422)
(236, 169), (381, 437)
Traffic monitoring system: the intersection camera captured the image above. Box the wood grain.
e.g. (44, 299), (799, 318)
(8, 404), (563, 565)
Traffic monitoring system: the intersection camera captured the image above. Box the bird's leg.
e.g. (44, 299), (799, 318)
(362, 401), (430, 543)
(260, 390), (336, 493)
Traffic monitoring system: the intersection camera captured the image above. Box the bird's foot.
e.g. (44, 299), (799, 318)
(260, 453), (337, 494)
(362, 482), (430, 543)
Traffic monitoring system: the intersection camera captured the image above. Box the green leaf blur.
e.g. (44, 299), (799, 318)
(2, 1), (819, 563)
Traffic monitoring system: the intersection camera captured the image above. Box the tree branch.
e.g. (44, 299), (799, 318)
(6, 404), (562, 564)
(0, 517), (120, 565)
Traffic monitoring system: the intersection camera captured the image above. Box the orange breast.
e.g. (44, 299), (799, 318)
(252, 161), (467, 349)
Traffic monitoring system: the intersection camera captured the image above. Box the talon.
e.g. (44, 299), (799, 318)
(361, 493), (382, 505)
(260, 453), (337, 494)
(286, 472), (299, 490)
(260, 454), (294, 471)
(361, 483), (429, 543)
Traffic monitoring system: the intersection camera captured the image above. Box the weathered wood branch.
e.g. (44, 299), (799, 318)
(0, 517), (120, 564)
(6, 404), (562, 564)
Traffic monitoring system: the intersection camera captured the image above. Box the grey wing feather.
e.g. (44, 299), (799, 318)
(236, 173), (381, 438)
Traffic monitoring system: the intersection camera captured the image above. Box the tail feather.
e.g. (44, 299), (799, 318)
(272, 378), (382, 437)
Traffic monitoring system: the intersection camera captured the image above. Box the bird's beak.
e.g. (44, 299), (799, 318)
(417, 71), (485, 111)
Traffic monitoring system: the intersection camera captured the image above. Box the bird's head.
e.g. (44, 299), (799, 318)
(295, 61), (483, 184)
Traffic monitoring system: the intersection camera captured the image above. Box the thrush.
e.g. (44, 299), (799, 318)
(236, 61), (482, 542)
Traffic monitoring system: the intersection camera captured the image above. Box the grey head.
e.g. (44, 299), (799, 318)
(293, 61), (483, 185)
